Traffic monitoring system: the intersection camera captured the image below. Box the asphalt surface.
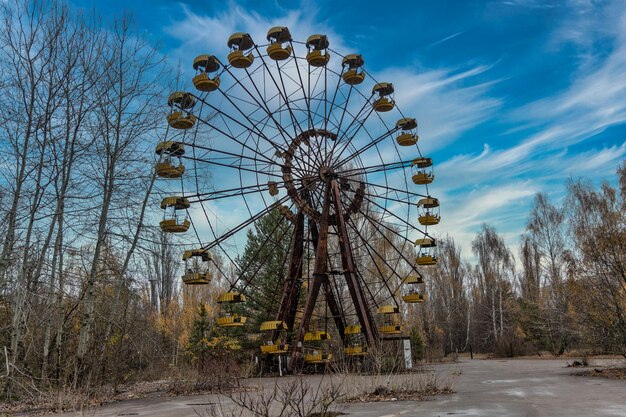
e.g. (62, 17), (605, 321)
(31, 358), (626, 417)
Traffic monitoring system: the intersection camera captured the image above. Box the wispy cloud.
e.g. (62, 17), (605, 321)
(433, 181), (538, 261)
(430, 2), (626, 258)
(377, 64), (502, 152)
(428, 30), (466, 48)
(500, 0), (558, 9)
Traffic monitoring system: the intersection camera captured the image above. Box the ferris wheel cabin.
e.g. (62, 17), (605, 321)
(167, 92), (196, 130)
(266, 26), (292, 61)
(216, 292), (247, 327)
(344, 325), (367, 356)
(192, 55), (221, 92)
(412, 157), (435, 185)
(378, 305), (402, 334)
(372, 82), (395, 112)
(417, 197), (441, 226)
(227, 32), (255, 68)
(415, 237), (438, 266)
(396, 117), (419, 146)
(260, 320), (289, 354)
(305, 34), (330, 67)
(155, 141), (185, 179)
(342, 54), (366, 85)
(181, 249), (212, 285)
(159, 196), (191, 233)
(402, 275), (426, 303)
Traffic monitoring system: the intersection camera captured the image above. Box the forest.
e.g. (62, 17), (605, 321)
(0, 0), (625, 407)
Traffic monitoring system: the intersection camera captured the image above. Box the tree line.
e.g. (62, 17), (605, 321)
(421, 167), (626, 359)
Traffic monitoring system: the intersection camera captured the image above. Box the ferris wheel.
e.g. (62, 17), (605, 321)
(156, 27), (440, 369)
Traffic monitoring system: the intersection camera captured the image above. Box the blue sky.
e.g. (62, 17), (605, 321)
(78, 0), (626, 260)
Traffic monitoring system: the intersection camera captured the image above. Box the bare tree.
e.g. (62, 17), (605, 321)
(428, 236), (470, 355)
(471, 225), (516, 352)
(565, 165), (626, 357)
(523, 193), (574, 355)
(0, 1), (73, 387)
(73, 14), (166, 387)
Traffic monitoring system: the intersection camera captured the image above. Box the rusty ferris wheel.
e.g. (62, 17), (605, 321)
(156, 27), (440, 369)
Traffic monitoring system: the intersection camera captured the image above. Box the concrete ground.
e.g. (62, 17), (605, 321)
(32, 358), (626, 417)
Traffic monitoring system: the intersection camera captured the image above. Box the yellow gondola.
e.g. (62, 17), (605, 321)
(217, 315), (247, 327)
(159, 218), (190, 233)
(260, 339), (289, 354)
(372, 82), (395, 112)
(155, 161), (184, 179)
(306, 34), (330, 67)
(417, 197), (440, 225)
(159, 196), (191, 233)
(415, 237), (437, 266)
(377, 305), (402, 334)
(412, 157), (434, 185)
(227, 32), (255, 68)
(403, 275), (424, 285)
(304, 331), (330, 341)
(395, 117), (418, 146)
(259, 320), (287, 331)
(401, 274), (426, 303)
(344, 345), (367, 356)
(167, 112), (196, 130)
(217, 291), (246, 303)
(343, 324), (366, 355)
(266, 26), (292, 61)
(192, 55), (221, 92)
(345, 325), (362, 335)
(377, 305), (400, 314)
(304, 352), (332, 363)
(167, 92), (196, 130)
(217, 292), (247, 327)
(259, 320), (289, 353)
(155, 141), (185, 179)
(181, 249), (211, 285)
(402, 292), (426, 303)
(342, 54), (365, 85)
(380, 325), (402, 334)
(268, 181), (279, 196)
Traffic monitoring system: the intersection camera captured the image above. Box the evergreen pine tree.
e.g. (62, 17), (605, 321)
(235, 209), (294, 328)
(187, 304), (212, 373)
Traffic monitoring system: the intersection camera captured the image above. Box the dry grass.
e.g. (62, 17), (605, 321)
(340, 369), (456, 403)
(574, 367), (626, 380)
(203, 376), (346, 417)
(0, 377), (240, 415)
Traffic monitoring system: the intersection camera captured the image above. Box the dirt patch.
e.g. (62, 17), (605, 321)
(566, 360), (588, 368)
(344, 384), (453, 403)
(575, 367), (626, 380)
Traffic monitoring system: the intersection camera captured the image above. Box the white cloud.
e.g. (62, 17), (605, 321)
(434, 181), (538, 259)
(429, 3), (626, 261)
(377, 65), (502, 153)
(440, 5), (626, 189)
(428, 31), (466, 48)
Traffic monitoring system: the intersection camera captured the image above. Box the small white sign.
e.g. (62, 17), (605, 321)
(403, 339), (413, 369)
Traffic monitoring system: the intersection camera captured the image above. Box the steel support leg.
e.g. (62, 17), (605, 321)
(331, 179), (378, 348)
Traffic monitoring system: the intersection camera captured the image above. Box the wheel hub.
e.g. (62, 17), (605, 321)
(280, 128), (365, 221)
